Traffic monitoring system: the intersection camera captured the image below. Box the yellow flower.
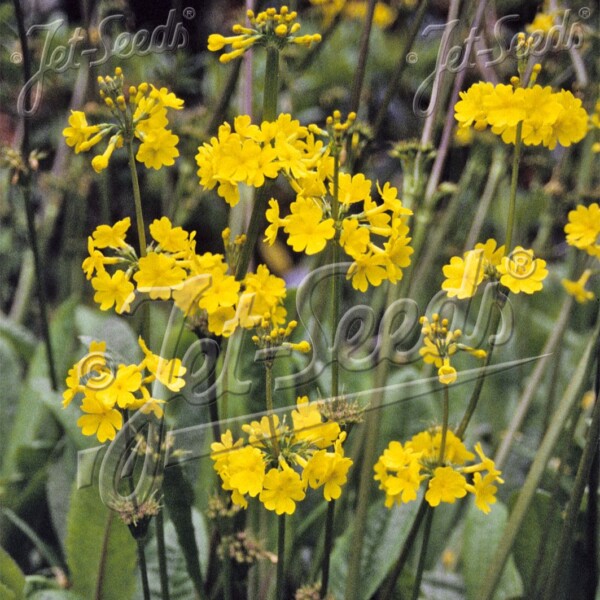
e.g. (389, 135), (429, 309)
(91, 269), (135, 313)
(497, 247), (548, 294)
(454, 82), (494, 130)
(438, 358), (457, 385)
(264, 198), (288, 245)
(77, 392), (123, 443)
(442, 239), (504, 298)
(519, 85), (562, 147)
(136, 128), (179, 170)
(134, 252), (187, 300)
(259, 461), (306, 515)
(149, 217), (189, 253)
(302, 448), (353, 501)
(466, 472), (499, 514)
(150, 85), (184, 110)
(340, 219), (370, 258)
(526, 12), (555, 34)
(565, 203), (600, 257)
(562, 269), (595, 303)
(138, 337), (187, 392)
(227, 445), (266, 497)
(92, 217), (131, 249)
(243, 265), (287, 320)
(62, 110), (101, 153)
(284, 196), (335, 255)
(197, 270), (240, 314)
(425, 466), (468, 506)
(292, 396), (340, 449)
(335, 172), (371, 206)
(96, 364), (142, 409)
(91, 134), (121, 173)
(483, 84), (527, 129)
(546, 90), (588, 150)
(346, 251), (388, 292)
(374, 440), (422, 506)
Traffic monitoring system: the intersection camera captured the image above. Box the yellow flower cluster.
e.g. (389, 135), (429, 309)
(207, 6), (321, 63)
(196, 114), (327, 207)
(441, 238), (548, 297)
(62, 67), (182, 172)
(375, 429), (504, 514)
(454, 79), (588, 149)
(83, 216), (288, 336)
(419, 313), (486, 385)
(211, 397), (352, 514)
(561, 203), (600, 303)
(309, 0), (398, 29)
(62, 338), (186, 442)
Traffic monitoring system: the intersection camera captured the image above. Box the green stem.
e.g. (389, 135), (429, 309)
(234, 46), (280, 280)
(541, 342), (600, 599)
(321, 154), (341, 598)
(276, 514), (286, 600)
(505, 122), (523, 253)
(136, 538), (151, 600)
(156, 510), (171, 600)
(262, 46), (279, 122)
(127, 142), (147, 258)
(439, 386), (449, 464)
(320, 501), (335, 598)
(12, 0), (58, 390)
(411, 506), (434, 600)
(265, 363), (281, 456)
(349, 0), (377, 114)
(455, 295), (504, 440)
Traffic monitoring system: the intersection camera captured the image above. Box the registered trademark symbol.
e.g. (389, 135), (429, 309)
(406, 52), (418, 64)
(579, 6), (591, 18)
(183, 6), (196, 19)
(10, 51), (22, 64)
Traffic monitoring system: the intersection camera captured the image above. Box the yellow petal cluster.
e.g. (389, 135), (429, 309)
(211, 397), (352, 513)
(375, 430), (503, 513)
(63, 337), (183, 442)
(455, 81), (588, 148)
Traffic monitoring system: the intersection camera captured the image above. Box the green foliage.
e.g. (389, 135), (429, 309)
(328, 498), (424, 599)
(462, 500), (523, 600)
(64, 484), (137, 600)
(0, 545), (25, 600)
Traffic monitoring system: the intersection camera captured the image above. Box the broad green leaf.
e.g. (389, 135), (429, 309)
(162, 464), (208, 595)
(510, 489), (562, 595)
(133, 510), (209, 600)
(462, 500), (523, 600)
(65, 483), (137, 600)
(28, 297), (79, 382)
(74, 306), (140, 365)
(0, 337), (24, 457)
(2, 378), (61, 477)
(24, 574), (86, 599)
(0, 316), (36, 360)
(328, 497), (423, 599)
(0, 545), (25, 600)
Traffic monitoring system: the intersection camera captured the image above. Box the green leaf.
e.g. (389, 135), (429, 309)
(510, 489), (562, 595)
(0, 545), (25, 600)
(462, 500), (523, 600)
(328, 497), (424, 599)
(28, 297), (79, 382)
(162, 464), (208, 596)
(2, 378), (61, 477)
(65, 483), (137, 600)
(0, 337), (24, 457)
(74, 306), (140, 365)
(133, 511), (209, 600)
(0, 316), (36, 360)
